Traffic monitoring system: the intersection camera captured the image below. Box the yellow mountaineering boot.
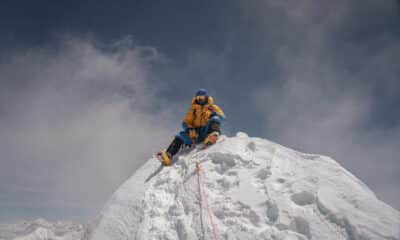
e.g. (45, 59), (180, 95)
(157, 150), (172, 166)
(204, 131), (219, 146)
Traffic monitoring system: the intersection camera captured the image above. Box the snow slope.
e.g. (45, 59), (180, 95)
(85, 133), (400, 240)
(0, 218), (83, 240)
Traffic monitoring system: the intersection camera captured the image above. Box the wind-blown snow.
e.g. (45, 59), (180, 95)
(85, 132), (400, 240)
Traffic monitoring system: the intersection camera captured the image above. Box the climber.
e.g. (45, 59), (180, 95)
(157, 89), (225, 166)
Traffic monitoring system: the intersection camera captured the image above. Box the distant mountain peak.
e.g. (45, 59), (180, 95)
(0, 218), (83, 240)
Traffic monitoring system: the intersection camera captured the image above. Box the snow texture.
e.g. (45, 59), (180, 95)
(0, 218), (84, 240)
(85, 133), (400, 240)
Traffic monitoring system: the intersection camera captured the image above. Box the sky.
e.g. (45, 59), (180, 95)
(0, 0), (399, 222)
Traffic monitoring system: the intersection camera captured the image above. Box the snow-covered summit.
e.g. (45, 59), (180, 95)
(85, 132), (400, 240)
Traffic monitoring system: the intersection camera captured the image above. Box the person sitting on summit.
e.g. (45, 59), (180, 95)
(157, 89), (225, 166)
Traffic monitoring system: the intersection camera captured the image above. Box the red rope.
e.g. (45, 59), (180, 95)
(196, 163), (219, 240)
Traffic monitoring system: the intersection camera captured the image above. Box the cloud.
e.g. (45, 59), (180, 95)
(244, 0), (400, 209)
(0, 36), (177, 221)
(0, 0), (398, 222)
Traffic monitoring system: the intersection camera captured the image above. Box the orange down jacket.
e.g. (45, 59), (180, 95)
(183, 96), (225, 128)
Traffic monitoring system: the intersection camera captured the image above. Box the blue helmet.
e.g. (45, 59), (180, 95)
(195, 89), (208, 97)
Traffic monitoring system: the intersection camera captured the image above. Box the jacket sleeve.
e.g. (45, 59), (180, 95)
(212, 104), (225, 119)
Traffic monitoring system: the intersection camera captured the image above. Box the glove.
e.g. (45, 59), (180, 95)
(188, 129), (198, 141)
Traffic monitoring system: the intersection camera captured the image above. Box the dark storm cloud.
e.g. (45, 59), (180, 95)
(242, 0), (400, 209)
